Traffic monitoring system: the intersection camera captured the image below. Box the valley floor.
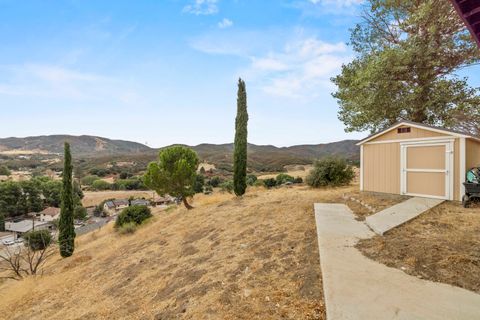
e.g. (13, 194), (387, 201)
(0, 186), (352, 320)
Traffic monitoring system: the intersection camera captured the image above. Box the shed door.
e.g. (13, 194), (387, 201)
(401, 142), (453, 200)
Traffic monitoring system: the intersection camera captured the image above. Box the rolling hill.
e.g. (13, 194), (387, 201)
(0, 135), (359, 171)
(0, 135), (151, 156)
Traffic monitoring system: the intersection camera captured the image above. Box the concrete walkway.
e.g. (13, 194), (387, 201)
(365, 197), (444, 235)
(314, 203), (480, 320)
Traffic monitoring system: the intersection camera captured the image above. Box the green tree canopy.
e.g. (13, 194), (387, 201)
(144, 146), (199, 209)
(59, 142), (76, 258)
(332, 0), (480, 134)
(233, 78), (249, 196)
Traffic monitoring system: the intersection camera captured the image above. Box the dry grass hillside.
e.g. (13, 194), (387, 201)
(0, 186), (353, 320)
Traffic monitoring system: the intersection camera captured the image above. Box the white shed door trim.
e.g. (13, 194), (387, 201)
(400, 140), (454, 200)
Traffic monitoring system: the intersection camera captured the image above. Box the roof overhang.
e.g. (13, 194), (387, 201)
(356, 121), (473, 146)
(450, 0), (480, 48)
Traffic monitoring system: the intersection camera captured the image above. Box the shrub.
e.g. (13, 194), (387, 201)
(23, 230), (52, 251)
(306, 157), (355, 187)
(81, 175), (100, 186)
(0, 165), (11, 176)
(117, 222), (137, 234)
(246, 174), (257, 186)
(193, 174), (205, 193)
(115, 205), (152, 228)
(293, 177), (303, 184)
(253, 179), (264, 187)
(208, 176), (222, 187)
(275, 173), (294, 185)
(91, 179), (111, 191)
(220, 180), (234, 193)
(74, 206), (88, 220)
(263, 178), (277, 189)
(119, 171), (133, 179)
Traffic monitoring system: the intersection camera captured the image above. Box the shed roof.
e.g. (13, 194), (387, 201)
(357, 120), (480, 145)
(40, 207), (60, 217)
(5, 220), (52, 233)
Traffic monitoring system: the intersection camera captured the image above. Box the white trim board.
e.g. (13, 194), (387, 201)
(365, 136), (455, 145)
(460, 137), (466, 200)
(360, 145), (364, 191)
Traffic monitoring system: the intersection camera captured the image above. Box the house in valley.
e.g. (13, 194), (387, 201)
(39, 207), (61, 222)
(103, 199), (129, 214)
(5, 219), (53, 239)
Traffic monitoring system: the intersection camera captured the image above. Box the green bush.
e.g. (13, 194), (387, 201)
(23, 230), (52, 251)
(208, 176), (222, 187)
(117, 222), (137, 234)
(220, 180), (234, 193)
(0, 165), (11, 176)
(74, 206), (88, 220)
(306, 157), (355, 187)
(275, 173), (294, 185)
(246, 174), (257, 186)
(293, 177), (303, 184)
(115, 205), (152, 228)
(263, 178), (277, 188)
(81, 175), (100, 186)
(91, 179), (111, 191)
(193, 174), (205, 193)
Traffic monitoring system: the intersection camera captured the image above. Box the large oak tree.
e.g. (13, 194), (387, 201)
(332, 0), (480, 134)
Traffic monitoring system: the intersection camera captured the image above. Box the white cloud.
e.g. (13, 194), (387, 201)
(183, 0), (219, 15)
(190, 29), (352, 100)
(218, 18), (233, 29)
(251, 38), (349, 99)
(0, 64), (140, 104)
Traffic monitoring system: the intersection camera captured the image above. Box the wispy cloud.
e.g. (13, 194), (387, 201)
(0, 64), (140, 104)
(190, 29), (351, 100)
(183, 0), (219, 15)
(218, 18), (233, 29)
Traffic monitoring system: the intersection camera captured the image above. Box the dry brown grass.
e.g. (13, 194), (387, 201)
(257, 165), (314, 180)
(0, 185), (354, 319)
(82, 190), (155, 207)
(357, 201), (480, 293)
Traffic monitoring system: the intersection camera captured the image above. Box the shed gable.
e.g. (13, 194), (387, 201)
(369, 125), (452, 143)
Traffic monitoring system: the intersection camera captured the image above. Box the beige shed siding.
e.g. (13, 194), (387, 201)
(363, 142), (400, 194)
(373, 125), (446, 141)
(363, 131), (461, 200)
(466, 138), (480, 169)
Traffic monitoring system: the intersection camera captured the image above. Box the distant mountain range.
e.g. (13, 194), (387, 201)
(0, 135), (360, 171)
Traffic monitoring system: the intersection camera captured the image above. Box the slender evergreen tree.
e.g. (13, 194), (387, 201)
(58, 142), (75, 257)
(233, 78), (248, 196)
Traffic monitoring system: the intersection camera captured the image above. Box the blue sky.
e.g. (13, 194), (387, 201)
(0, 0), (479, 147)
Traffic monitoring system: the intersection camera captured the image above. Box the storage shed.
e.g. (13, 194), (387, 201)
(357, 121), (480, 200)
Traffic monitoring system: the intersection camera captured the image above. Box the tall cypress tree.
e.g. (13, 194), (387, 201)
(59, 142), (75, 257)
(233, 78), (248, 196)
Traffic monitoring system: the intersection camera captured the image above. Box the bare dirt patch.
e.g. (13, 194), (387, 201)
(0, 185), (354, 319)
(357, 201), (480, 293)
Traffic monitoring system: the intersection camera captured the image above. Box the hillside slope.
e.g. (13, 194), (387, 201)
(0, 135), (359, 171)
(0, 186), (352, 319)
(0, 135), (151, 156)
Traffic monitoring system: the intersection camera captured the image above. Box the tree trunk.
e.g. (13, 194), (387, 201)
(182, 197), (193, 210)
